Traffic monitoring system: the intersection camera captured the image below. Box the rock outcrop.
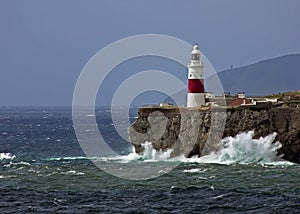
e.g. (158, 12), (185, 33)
(128, 102), (300, 163)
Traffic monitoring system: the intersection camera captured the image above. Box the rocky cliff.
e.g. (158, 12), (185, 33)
(128, 102), (300, 163)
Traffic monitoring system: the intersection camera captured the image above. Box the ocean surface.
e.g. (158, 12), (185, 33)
(0, 107), (299, 213)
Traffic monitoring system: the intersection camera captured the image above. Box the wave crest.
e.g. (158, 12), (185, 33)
(193, 131), (289, 165)
(0, 153), (15, 161)
(46, 131), (292, 166)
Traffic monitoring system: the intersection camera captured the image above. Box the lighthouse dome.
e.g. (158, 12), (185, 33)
(191, 44), (201, 54)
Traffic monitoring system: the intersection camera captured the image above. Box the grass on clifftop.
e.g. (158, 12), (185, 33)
(264, 90), (300, 99)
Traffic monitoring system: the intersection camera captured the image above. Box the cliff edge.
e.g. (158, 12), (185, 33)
(128, 102), (300, 163)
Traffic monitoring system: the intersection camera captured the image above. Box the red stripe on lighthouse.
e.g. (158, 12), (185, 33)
(188, 79), (204, 93)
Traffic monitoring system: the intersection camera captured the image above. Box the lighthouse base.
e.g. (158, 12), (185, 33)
(187, 93), (205, 107)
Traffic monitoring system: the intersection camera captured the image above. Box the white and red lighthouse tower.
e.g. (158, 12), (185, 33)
(187, 44), (205, 107)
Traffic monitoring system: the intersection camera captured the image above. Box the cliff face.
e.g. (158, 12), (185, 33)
(128, 103), (300, 163)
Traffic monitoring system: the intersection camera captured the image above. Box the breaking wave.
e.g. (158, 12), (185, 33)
(46, 142), (172, 163)
(97, 141), (173, 163)
(46, 131), (292, 166)
(131, 141), (172, 161)
(0, 153), (15, 161)
(121, 131), (291, 165)
(182, 131), (292, 165)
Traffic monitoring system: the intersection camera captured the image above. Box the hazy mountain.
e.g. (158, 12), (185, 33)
(218, 54), (300, 96)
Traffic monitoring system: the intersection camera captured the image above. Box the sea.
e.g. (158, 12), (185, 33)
(0, 107), (299, 213)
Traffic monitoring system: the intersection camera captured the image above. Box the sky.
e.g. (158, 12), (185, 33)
(1, 0), (300, 106)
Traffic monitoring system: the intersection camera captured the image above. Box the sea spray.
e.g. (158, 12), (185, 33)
(128, 131), (287, 165)
(116, 141), (173, 162)
(46, 142), (173, 163)
(45, 131), (290, 165)
(140, 141), (172, 161)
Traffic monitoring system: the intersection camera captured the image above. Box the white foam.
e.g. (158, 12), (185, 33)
(4, 161), (31, 167)
(183, 168), (207, 173)
(122, 131), (292, 166)
(92, 142), (173, 163)
(0, 153), (15, 161)
(0, 175), (17, 179)
(212, 194), (225, 199)
(47, 156), (96, 161)
(177, 131), (293, 165)
(45, 131), (293, 166)
(140, 141), (172, 161)
(45, 170), (85, 176)
(63, 170), (85, 175)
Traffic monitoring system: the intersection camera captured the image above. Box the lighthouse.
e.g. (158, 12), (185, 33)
(187, 44), (205, 107)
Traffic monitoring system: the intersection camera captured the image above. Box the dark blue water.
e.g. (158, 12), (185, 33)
(0, 107), (299, 213)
